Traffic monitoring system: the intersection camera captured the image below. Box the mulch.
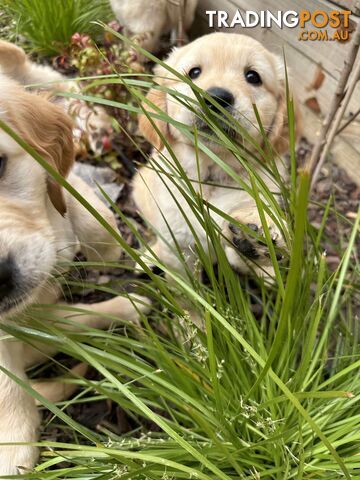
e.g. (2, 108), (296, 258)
(297, 137), (360, 270)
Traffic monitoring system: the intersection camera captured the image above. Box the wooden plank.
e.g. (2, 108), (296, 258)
(331, 139), (360, 184)
(301, 108), (360, 184)
(328, 0), (360, 14)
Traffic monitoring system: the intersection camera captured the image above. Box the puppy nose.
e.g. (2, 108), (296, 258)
(204, 87), (235, 111)
(0, 257), (14, 301)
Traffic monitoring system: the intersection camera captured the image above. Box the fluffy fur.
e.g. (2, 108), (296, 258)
(0, 74), (148, 474)
(133, 33), (301, 277)
(0, 40), (112, 155)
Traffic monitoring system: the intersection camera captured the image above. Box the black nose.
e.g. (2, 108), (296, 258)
(204, 87), (235, 112)
(0, 257), (14, 301)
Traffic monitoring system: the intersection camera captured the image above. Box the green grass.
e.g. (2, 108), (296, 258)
(0, 0), (113, 54)
(0, 30), (359, 479)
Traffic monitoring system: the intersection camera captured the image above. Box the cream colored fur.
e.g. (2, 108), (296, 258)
(0, 74), (148, 474)
(133, 33), (301, 278)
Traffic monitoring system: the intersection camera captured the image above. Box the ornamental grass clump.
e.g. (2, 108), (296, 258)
(0, 26), (358, 480)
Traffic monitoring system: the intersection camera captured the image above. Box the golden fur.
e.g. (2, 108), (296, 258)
(0, 74), (148, 474)
(0, 40), (113, 156)
(133, 33), (301, 277)
(4, 85), (74, 215)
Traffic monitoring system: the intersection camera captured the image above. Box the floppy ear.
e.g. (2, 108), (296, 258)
(268, 86), (302, 155)
(138, 52), (183, 150)
(267, 58), (302, 155)
(7, 88), (74, 216)
(138, 83), (170, 150)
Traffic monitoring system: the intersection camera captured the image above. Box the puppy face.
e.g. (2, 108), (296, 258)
(0, 75), (74, 317)
(139, 33), (300, 154)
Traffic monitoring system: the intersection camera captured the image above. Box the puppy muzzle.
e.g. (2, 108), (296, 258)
(0, 252), (36, 315)
(0, 256), (15, 304)
(194, 86), (238, 139)
(0, 202), (56, 316)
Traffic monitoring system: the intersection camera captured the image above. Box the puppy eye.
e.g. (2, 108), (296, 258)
(245, 69), (262, 86)
(0, 154), (7, 178)
(188, 67), (201, 80)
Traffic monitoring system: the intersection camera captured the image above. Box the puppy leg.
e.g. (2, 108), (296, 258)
(57, 294), (151, 329)
(32, 363), (88, 405)
(66, 172), (123, 262)
(24, 296), (150, 406)
(0, 339), (40, 475)
(24, 294), (151, 368)
(223, 207), (287, 279)
(139, 239), (183, 271)
(138, 236), (202, 280)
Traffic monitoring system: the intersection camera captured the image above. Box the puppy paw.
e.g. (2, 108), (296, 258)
(134, 251), (158, 273)
(128, 294), (152, 317)
(105, 294), (151, 324)
(33, 363), (89, 405)
(0, 398), (40, 476)
(0, 445), (38, 476)
(134, 243), (171, 276)
(224, 210), (286, 278)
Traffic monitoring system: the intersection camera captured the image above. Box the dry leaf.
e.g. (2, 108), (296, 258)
(305, 96), (322, 114)
(336, 17), (356, 44)
(306, 64), (325, 91)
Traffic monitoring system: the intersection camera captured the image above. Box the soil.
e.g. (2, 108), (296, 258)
(297, 137), (360, 270)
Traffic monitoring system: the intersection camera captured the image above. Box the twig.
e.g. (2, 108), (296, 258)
(336, 106), (360, 135)
(312, 60), (360, 186)
(167, 0), (186, 46)
(307, 21), (360, 187)
(177, 0), (186, 46)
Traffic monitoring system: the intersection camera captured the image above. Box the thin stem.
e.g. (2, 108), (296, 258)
(307, 21), (360, 185)
(311, 58), (360, 187)
(335, 106), (360, 135)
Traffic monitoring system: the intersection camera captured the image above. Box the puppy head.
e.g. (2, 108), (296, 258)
(0, 75), (74, 316)
(139, 33), (301, 155)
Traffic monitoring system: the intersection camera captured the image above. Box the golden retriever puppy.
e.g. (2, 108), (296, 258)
(133, 33), (301, 278)
(0, 74), (148, 474)
(109, 0), (198, 52)
(0, 40), (112, 155)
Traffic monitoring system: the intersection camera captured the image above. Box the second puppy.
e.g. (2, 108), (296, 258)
(0, 73), (148, 474)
